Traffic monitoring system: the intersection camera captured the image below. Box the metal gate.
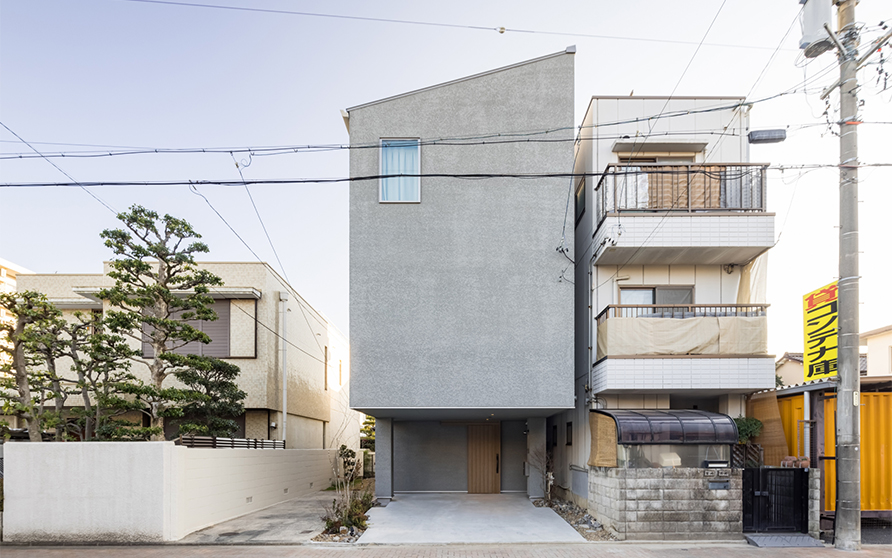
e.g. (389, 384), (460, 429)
(743, 468), (809, 533)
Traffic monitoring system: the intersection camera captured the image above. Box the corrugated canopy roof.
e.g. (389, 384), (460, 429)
(595, 409), (738, 445)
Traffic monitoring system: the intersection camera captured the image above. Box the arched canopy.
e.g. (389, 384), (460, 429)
(594, 409), (738, 445)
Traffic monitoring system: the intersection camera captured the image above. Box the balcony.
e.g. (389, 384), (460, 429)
(591, 164), (774, 266)
(595, 304), (769, 359)
(591, 303), (774, 395)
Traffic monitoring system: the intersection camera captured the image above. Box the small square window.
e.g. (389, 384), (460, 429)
(566, 422), (573, 446)
(380, 139), (420, 203)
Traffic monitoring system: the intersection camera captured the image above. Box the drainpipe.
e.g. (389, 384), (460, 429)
(279, 291), (289, 444)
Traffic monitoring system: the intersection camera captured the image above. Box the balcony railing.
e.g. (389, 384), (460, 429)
(594, 163), (767, 227)
(596, 304), (769, 325)
(595, 304), (770, 358)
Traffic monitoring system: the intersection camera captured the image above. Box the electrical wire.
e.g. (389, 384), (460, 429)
(188, 183), (330, 357)
(188, 183), (265, 263)
(231, 153), (290, 284)
(0, 130), (746, 160)
(112, 0), (795, 52)
(3, 164), (890, 189)
(0, 121), (117, 213)
(2, 90), (839, 162)
(222, 291), (328, 367)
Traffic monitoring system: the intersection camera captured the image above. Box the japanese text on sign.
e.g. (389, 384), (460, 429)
(803, 282), (838, 382)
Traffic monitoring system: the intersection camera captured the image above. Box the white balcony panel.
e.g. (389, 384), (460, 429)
(591, 357), (775, 395)
(593, 214), (774, 265)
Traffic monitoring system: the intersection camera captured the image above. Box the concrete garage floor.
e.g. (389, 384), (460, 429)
(180, 491), (333, 544)
(358, 493), (585, 544)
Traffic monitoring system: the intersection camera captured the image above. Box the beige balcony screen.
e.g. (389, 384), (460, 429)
(587, 412), (618, 468)
(596, 316), (768, 359)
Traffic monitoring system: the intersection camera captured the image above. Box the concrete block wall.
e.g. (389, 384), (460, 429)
(808, 468), (821, 539)
(3, 441), (337, 542)
(588, 467), (743, 541)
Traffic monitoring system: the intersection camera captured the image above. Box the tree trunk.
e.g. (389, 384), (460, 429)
(149, 355), (167, 440)
(12, 315), (42, 442)
(81, 378), (93, 441)
(150, 414), (165, 440)
(52, 377), (64, 441)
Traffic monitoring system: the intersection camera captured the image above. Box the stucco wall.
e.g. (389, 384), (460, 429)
(349, 51), (575, 412)
(2, 441), (337, 542)
(4, 442), (176, 542)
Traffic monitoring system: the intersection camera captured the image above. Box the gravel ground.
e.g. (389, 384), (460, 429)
(533, 497), (617, 541)
(310, 479), (375, 544)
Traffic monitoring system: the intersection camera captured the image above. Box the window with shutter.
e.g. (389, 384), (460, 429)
(142, 300), (231, 358)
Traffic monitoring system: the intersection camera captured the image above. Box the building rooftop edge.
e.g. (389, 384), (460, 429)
(345, 47), (575, 113)
(861, 324), (892, 339)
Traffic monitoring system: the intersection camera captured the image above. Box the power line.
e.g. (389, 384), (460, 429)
(230, 153), (290, 284)
(4, 164), (890, 189)
(619, 0), (728, 164)
(227, 152), (328, 357)
(703, 8), (805, 167)
(3, 89), (846, 162)
(0, 121), (117, 213)
(187, 183), (264, 262)
(568, 8), (850, 282)
(223, 291), (327, 367)
(0, 130), (749, 160)
(189, 186), (329, 358)
(112, 0), (795, 52)
(587, 0), (731, 290)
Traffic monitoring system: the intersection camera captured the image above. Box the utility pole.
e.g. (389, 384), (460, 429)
(828, 0), (860, 550)
(817, 4), (892, 548)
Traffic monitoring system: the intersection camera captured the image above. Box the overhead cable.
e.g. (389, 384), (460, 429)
(113, 0), (795, 51)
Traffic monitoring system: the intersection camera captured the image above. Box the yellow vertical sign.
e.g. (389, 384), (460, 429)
(803, 281), (839, 382)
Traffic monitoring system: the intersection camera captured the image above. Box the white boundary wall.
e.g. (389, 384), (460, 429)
(3, 442), (337, 542)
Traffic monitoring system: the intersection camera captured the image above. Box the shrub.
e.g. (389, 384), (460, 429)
(734, 416), (764, 444)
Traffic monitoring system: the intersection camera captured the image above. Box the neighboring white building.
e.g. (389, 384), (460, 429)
(553, 96), (777, 535)
(14, 261), (360, 449)
(861, 325), (892, 377)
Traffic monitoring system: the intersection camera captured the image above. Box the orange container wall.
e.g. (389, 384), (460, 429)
(824, 392), (892, 511)
(778, 394), (805, 457)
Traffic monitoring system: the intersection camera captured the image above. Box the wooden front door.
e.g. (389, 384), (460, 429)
(467, 424), (501, 494)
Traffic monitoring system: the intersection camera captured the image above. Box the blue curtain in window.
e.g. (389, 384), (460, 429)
(381, 140), (419, 202)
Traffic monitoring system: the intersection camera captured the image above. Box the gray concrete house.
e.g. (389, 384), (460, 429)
(346, 49), (576, 504)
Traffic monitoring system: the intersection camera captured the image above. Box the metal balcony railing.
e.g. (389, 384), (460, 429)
(594, 163), (768, 227)
(595, 304), (769, 325)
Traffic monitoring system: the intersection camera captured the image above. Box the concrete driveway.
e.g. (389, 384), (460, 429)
(358, 493), (585, 544)
(180, 490), (334, 544)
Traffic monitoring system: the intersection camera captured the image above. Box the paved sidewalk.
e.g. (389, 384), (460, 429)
(3, 542), (891, 557)
(180, 490), (333, 544)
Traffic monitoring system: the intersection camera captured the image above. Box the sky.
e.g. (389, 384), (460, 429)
(1, 0), (890, 358)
